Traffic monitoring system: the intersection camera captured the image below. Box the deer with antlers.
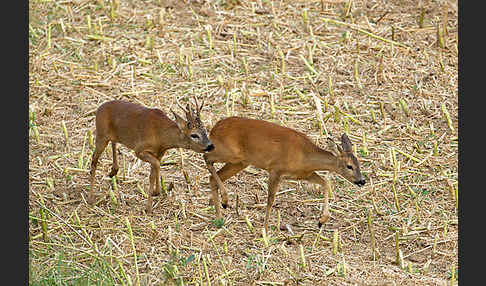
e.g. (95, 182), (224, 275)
(203, 117), (366, 234)
(88, 98), (214, 213)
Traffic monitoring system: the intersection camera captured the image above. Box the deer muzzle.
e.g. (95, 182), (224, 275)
(354, 179), (366, 187)
(204, 144), (215, 152)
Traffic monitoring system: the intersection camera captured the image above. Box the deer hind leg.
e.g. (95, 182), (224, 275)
(108, 142), (119, 178)
(135, 150), (161, 214)
(149, 168), (156, 196)
(209, 162), (248, 209)
(89, 137), (109, 205)
(305, 172), (331, 228)
(264, 171), (281, 235)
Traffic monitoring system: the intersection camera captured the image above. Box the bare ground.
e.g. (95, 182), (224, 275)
(29, 0), (458, 285)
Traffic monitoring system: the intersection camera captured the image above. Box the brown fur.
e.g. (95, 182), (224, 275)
(204, 116), (365, 233)
(89, 100), (212, 213)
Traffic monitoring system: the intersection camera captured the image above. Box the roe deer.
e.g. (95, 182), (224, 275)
(89, 99), (214, 213)
(203, 117), (366, 234)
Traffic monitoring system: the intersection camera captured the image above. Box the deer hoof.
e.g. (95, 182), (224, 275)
(108, 169), (118, 178)
(318, 213), (330, 228)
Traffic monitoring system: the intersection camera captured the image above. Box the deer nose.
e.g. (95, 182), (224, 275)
(204, 144), (214, 152)
(355, 179), (366, 186)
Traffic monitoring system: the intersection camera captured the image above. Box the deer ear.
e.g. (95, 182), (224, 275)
(172, 110), (187, 131)
(327, 138), (343, 156)
(341, 133), (352, 152)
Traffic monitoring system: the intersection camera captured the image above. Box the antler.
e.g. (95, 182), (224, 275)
(175, 96), (205, 125)
(193, 96), (200, 118)
(196, 96), (205, 118)
(185, 103), (195, 123)
(191, 96), (205, 124)
(175, 98), (188, 114)
(174, 97), (194, 122)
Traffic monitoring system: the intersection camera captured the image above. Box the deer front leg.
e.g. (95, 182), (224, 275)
(209, 162), (248, 209)
(264, 171), (281, 235)
(204, 158), (224, 219)
(89, 138), (109, 205)
(108, 142), (119, 178)
(136, 150), (161, 214)
(306, 172), (331, 228)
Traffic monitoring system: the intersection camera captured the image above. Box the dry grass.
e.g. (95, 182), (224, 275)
(29, 0), (457, 285)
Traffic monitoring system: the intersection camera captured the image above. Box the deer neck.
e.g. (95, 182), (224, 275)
(305, 147), (339, 172)
(164, 124), (190, 149)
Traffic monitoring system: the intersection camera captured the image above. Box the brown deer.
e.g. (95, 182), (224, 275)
(203, 117), (366, 234)
(89, 99), (215, 213)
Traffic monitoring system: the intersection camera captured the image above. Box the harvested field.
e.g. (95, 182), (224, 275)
(29, 0), (458, 285)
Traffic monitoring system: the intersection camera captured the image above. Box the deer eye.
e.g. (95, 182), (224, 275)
(346, 165), (353, 170)
(190, 134), (200, 140)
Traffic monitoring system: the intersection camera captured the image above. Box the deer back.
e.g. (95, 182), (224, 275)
(208, 117), (317, 172)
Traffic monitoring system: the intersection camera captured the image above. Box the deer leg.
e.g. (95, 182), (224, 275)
(204, 157), (224, 219)
(149, 167), (156, 196)
(306, 172), (331, 228)
(209, 162), (248, 209)
(88, 138), (109, 205)
(136, 150), (161, 214)
(264, 172), (281, 235)
(151, 151), (164, 196)
(108, 142), (119, 178)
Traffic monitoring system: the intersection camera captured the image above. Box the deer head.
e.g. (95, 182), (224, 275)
(171, 97), (214, 153)
(327, 134), (365, 187)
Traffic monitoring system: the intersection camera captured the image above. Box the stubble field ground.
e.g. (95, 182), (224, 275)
(29, 0), (458, 285)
